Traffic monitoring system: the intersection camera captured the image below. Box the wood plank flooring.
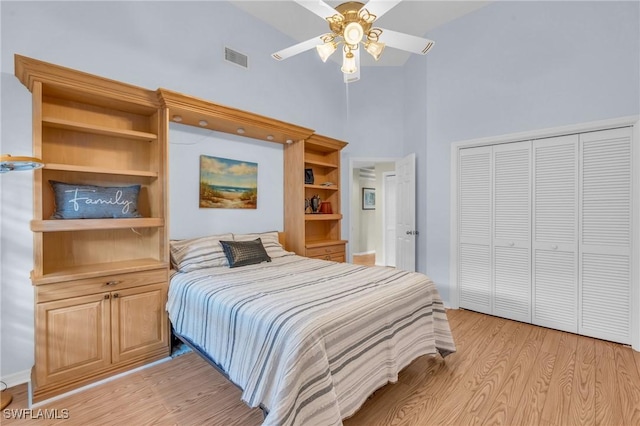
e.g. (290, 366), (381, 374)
(3, 309), (639, 425)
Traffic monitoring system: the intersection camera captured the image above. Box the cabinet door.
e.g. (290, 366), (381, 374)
(36, 293), (111, 387)
(532, 135), (579, 333)
(458, 146), (492, 314)
(579, 127), (633, 344)
(493, 141), (532, 323)
(111, 283), (169, 364)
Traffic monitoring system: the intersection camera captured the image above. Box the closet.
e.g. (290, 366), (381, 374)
(455, 124), (636, 345)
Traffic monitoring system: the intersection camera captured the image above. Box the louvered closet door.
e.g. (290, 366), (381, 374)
(458, 146), (492, 314)
(493, 142), (531, 323)
(579, 127), (633, 344)
(533, 135), (579, 333)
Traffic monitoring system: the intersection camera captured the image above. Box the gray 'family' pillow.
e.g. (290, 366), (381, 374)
(219, 238), (271, 268)
(50, 181), (142, 219)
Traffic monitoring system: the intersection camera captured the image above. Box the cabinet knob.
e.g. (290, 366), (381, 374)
(509, 242), (515, 247)
(104, 294), (110, 300)
(113, 293), (119, 298)
(552, 245), (558, 250)
(105, 281), (120, 286)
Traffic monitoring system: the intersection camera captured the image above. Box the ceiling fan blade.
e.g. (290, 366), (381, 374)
(378, 28), (435, 55)
(294, 0), (340, 20)
(272, 36), (323, 61)
(344, 48), (360, 84)
(360, 0), (402, 20)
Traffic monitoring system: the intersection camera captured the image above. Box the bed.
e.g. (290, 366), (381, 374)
(167, 232), (456, 426)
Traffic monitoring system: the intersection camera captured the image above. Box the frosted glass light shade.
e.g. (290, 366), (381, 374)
(316, 42), (337, 62)
(365, 41), (385, 61)
(341, 51), (357, 74)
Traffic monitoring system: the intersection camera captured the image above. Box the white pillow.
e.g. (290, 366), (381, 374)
(232, 231), (292, 258)
(170, 233), (232, 272)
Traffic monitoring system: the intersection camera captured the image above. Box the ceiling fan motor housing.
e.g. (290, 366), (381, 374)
(328, 1), (374, 47)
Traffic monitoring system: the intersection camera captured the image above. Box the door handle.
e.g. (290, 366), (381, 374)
(406, 230), (419, 235)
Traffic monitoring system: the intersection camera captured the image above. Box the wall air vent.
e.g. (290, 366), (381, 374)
(225, 47), (248, 69)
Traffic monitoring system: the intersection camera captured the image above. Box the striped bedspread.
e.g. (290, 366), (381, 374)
(167, 255), (456, 426)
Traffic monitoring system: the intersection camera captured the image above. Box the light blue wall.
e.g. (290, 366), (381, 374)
(419, 1), (640, 302)
(339, 66), (406, 251)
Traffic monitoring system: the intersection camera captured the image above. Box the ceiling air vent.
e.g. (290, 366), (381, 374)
(225, 47), (248, 69)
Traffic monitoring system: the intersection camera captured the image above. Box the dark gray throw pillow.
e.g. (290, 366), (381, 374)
(50, 180), (142, 219)
(220, 238), (271, 268)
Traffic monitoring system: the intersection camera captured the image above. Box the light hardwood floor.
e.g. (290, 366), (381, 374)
(3, 309), (639, 425)
(352, 252), (376, 266)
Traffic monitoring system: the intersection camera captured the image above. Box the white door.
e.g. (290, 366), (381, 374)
(532, 135), (579, 333)
(383, 173), (397, 267)
(458, 146), (492, 314)
(395, 153), (416, 271)
(579, 127), (633, 344)
(493, 141), (532, 323)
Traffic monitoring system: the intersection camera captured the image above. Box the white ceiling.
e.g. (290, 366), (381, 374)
(230, 1), (491, 67)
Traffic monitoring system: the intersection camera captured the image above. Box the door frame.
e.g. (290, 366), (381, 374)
(381, 171), (397, 267)
(449, 115), (640, 351)
(348, 157), (399, 264)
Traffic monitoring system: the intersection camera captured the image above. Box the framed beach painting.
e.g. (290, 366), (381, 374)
(199, 155), (258, 209)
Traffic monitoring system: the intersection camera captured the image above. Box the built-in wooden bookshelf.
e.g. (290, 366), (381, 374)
(15, 54), (170, 402)
(285, 134), (348, 261)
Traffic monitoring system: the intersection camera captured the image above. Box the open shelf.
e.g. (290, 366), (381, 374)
(42, 117), (157, 142)
(45, 163), (158, 178)
(31, 218), (164, 232)
(305, 184), (338, 191)
(304, 159), (338, 168)
(304, 213), (342, 221)
(31, 259), (168, 285)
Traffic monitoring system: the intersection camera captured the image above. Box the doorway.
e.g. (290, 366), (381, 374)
(348, 158), (398, 266)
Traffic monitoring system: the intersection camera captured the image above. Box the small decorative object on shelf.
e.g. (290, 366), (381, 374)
(304, 168), (314, 184)
(319, 201), (332, 214)
(320, 181), (336, 187)
(310, 194), (321, 213)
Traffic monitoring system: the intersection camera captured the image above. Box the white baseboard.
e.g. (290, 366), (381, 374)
(353, 251), (375, 256)
(1, 369), (31, 388)
(28, 356), (172, 408)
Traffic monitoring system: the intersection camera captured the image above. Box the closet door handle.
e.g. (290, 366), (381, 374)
(552, 245), (558, 250)
(508, 242), (515, 247)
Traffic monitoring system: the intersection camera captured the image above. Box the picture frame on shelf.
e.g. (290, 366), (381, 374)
(362, 187), (375, 210)
(304, 168), (314, 184)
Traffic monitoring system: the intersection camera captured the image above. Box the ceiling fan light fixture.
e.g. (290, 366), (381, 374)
(364, 40), (385, 61)
(343, 22), (364, 46)
(341, 50), (357, 74)
(316, 41), (338, 62)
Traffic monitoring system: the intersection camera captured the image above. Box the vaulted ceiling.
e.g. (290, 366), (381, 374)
(230, 1), (491, 67)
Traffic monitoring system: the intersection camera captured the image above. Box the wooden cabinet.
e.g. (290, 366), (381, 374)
(15, 55), (170, 402)
(34, 276), (168, 391)
(305, 243), (346, 262)
(284, 134), (348, 259)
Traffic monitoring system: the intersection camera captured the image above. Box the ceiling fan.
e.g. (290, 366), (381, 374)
(272, 0), (435, 83)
